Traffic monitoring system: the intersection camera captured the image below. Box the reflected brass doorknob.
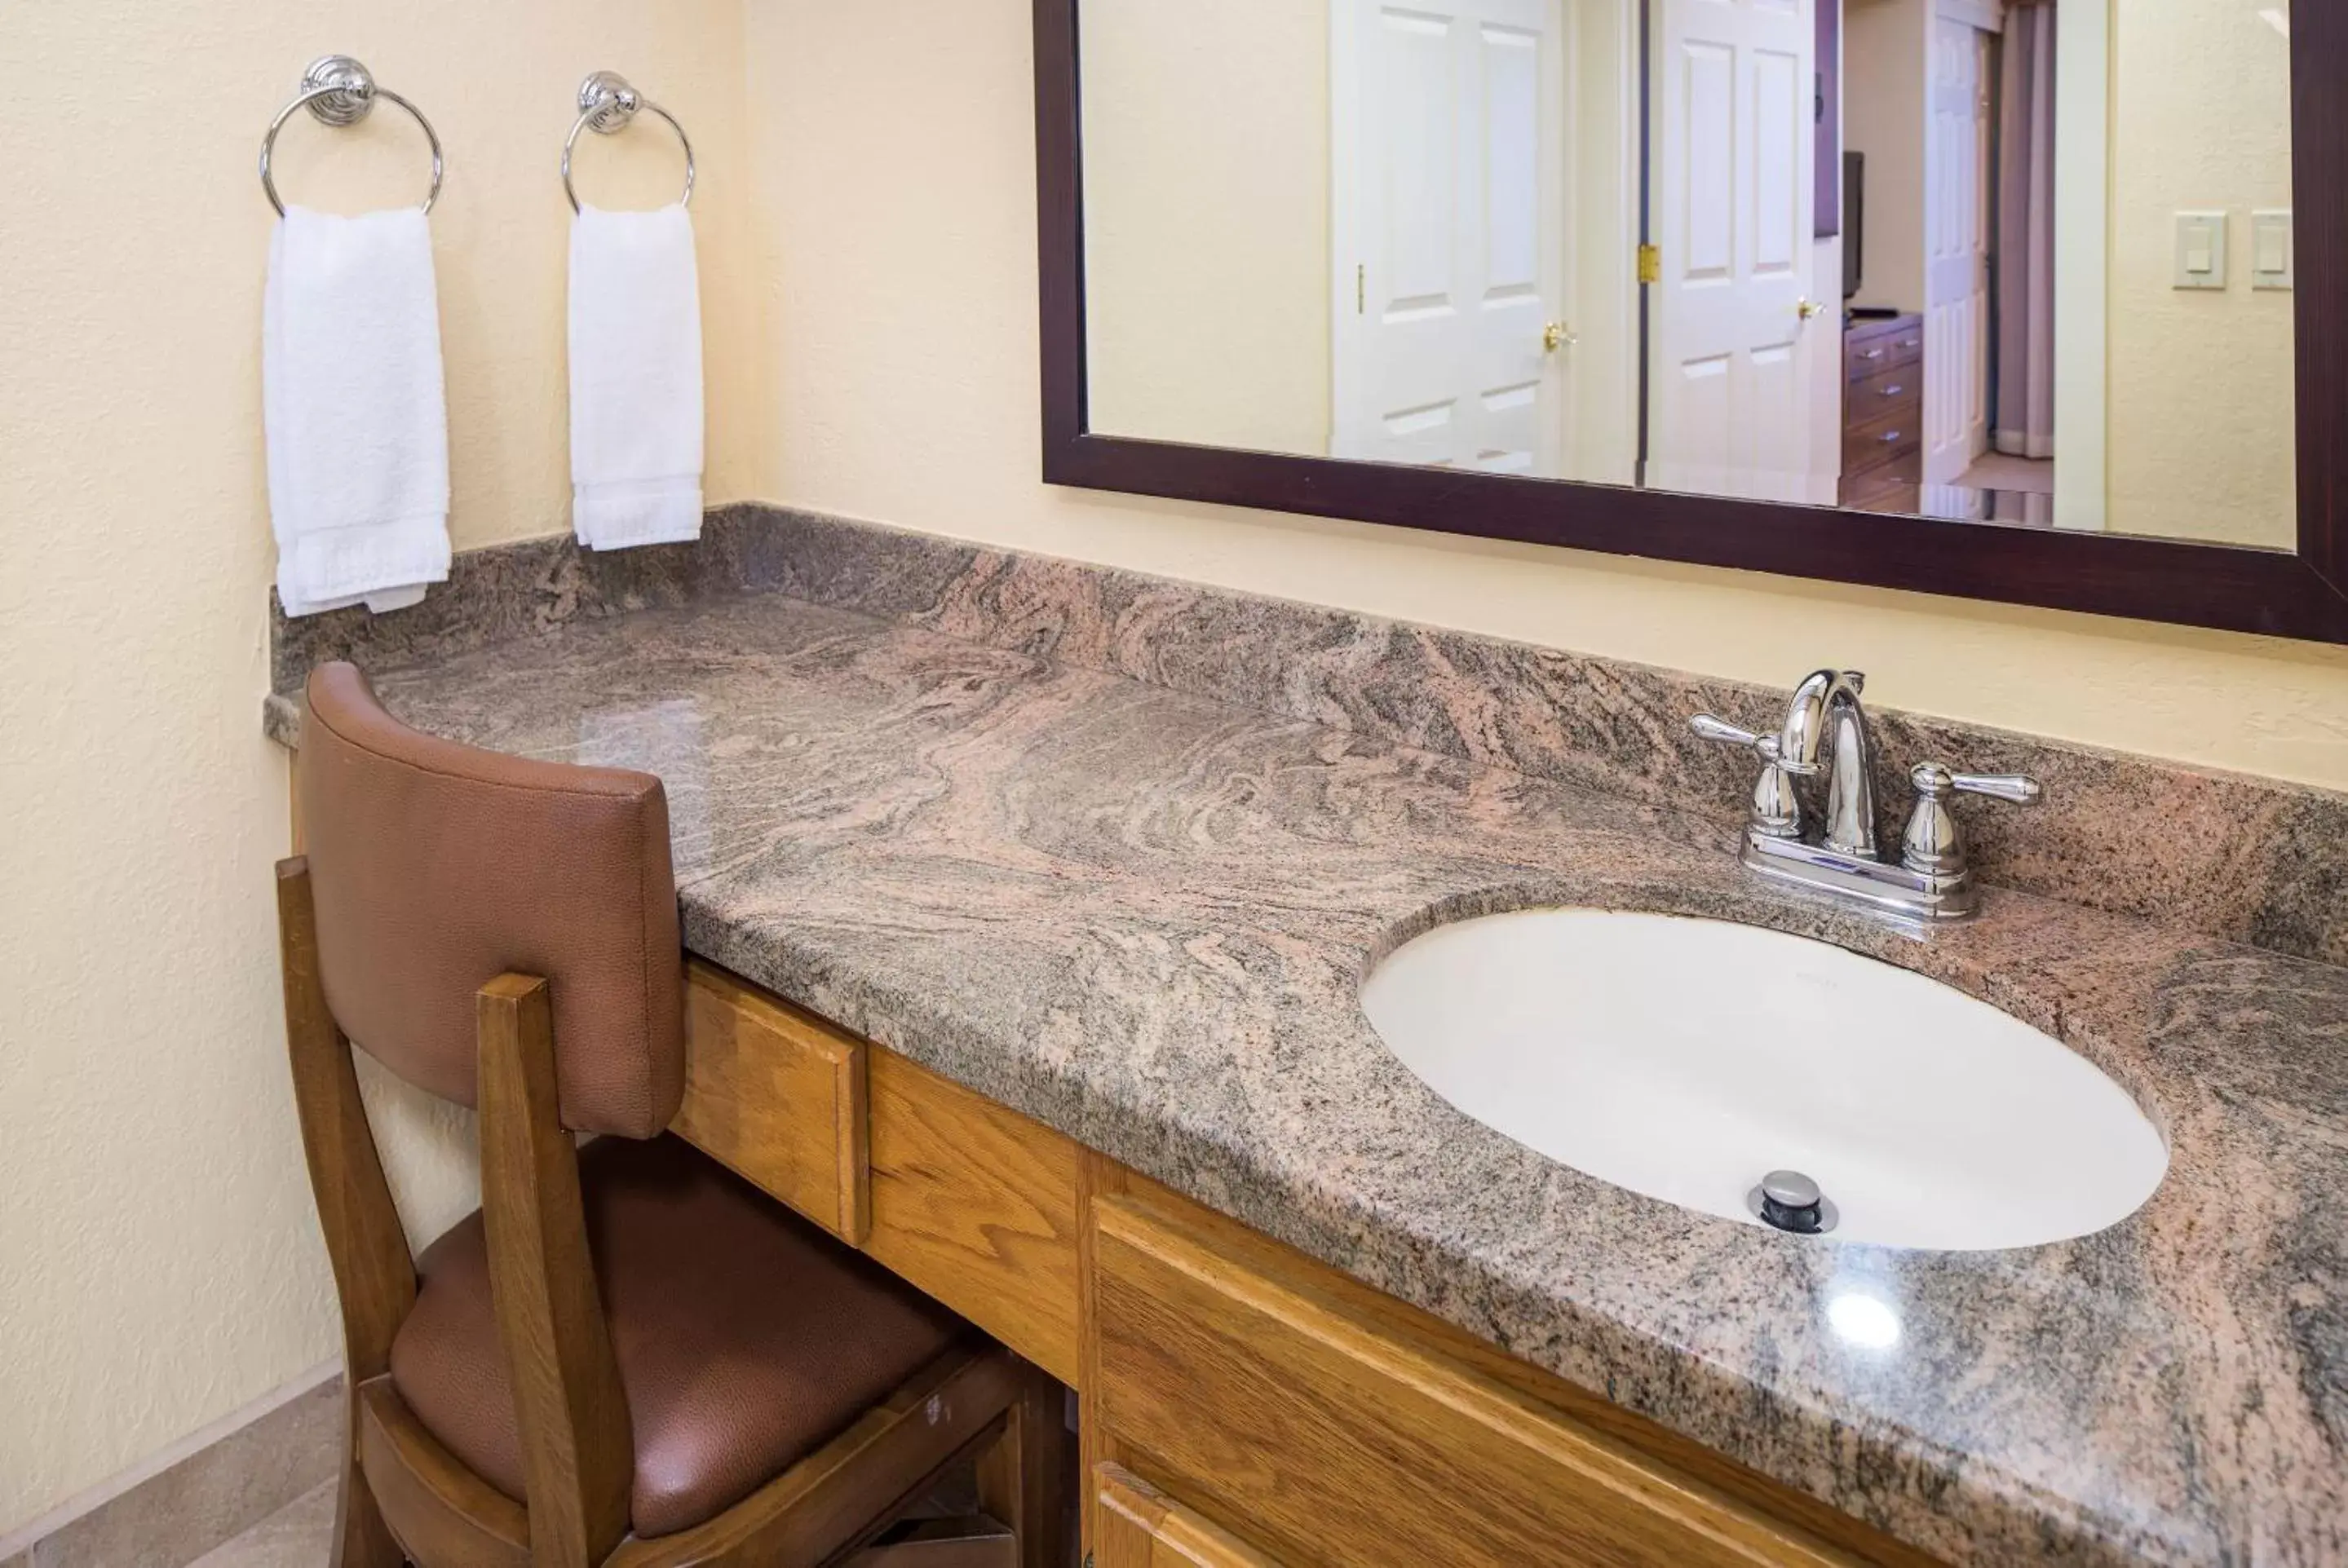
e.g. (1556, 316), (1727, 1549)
(1543, 321), (1578, 352)
(1797, 298), (1827, 320)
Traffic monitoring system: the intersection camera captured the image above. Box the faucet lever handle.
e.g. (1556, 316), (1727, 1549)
(1944, 771), (2042, 806)
(1691, 714), (1803, 838)
(1693, 712), (1824, 775)
(1690, 714), (1771, 755)
(1900, 762), (2043, 878)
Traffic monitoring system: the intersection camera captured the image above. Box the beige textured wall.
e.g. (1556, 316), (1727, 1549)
(0, 0), (758, 1533)
(2106, 2), (2297, 548)
(1843, 0), (1927, 315)
(1079, 0), (1331, 453)
(746, 0), (2348, 790)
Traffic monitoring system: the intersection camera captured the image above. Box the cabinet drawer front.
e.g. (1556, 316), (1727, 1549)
(864, 1049), (1083, 1385)
(1091, 1196), (1853, 1568)
(1848, 363), (1920, 418)
(1095, 1464), (1283, 1568)
(1843, 407), (1923, 475)
(1842, 470), (1919, 515)
(1845, 327), (1921, 381)
(675, 962), (869, 1244)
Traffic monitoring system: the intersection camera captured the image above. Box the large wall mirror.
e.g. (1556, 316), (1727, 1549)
(1034, 1), (2348, 643)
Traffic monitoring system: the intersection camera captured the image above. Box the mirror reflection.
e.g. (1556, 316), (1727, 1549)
(1080, 0), (2297, 547)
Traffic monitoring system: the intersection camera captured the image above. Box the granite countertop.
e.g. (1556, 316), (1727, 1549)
(271, 590), (2348, 1566)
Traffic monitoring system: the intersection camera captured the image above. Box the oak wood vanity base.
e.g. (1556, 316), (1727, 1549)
(677, 960), (1947, 1568)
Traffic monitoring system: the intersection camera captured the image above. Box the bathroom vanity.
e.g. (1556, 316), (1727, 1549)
(677, 959), (1938, 1568)
(268, 510), (2348, 1566)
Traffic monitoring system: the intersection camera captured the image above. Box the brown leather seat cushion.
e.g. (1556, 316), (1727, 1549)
(389, 1135), (966, 1539)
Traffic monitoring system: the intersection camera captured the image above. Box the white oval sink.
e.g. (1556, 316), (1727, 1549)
(1360, 909), (2167, 1251)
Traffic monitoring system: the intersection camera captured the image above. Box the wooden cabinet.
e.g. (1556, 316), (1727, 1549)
(679, 961), (1085, 1385)
(1084, 1186), (1868, 1568)
(860, 1044), (1084, 1386)
(1840, 314), (1924, 514)
(677, 963), (1945, 1568)
(675, 964), (871, 1244)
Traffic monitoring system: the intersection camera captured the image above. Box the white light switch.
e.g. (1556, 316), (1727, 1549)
(2174, 211), (2228, 289)
(2253, 210), (2294, 291)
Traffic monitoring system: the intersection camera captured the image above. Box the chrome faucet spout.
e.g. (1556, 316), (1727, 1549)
(1819, 674), (1879, 858)
(1691, 667), (2037, 923)
(1770, 670), (1837, 777)
(1770, 670), (1877, 857)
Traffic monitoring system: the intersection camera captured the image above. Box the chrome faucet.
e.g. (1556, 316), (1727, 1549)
(1691, 670), (2041, 922)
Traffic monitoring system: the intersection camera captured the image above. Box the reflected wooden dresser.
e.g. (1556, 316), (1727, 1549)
(1839, 313), (1924, 513)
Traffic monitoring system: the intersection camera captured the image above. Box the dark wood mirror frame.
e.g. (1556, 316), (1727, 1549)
(1033, 0), (2348, 645)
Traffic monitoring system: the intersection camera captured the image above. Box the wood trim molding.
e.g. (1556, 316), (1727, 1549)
(1093, 1464), (1282, 1567)
(1031, 0), (2348, 645)
(2295, 0), (2348, 600)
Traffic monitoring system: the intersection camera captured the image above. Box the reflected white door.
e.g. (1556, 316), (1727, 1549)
(1333, 0), (1569, 474)
(1647, 0), (1816, 501)
(1924, 14), (1992, 484)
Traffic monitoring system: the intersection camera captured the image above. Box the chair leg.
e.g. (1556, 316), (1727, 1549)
(974, 1363), (1072, 1568)
(333, 1443), (406, 1568)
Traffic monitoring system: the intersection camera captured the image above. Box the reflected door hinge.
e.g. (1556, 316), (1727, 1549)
(1638, 243), (1661, 285)
(1357, 263), (1366, 314)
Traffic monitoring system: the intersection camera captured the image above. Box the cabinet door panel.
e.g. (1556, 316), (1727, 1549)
(1090, 1192), (1855, 1568)
(864, 1049), (1083, 1385)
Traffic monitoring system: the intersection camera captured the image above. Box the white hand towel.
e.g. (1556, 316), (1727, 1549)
(569, 203), (705, 550)
(264, 206), (452, 617)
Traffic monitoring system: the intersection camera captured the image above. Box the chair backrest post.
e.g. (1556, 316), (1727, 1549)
(276, 856), (418, 1384)
(478, 971), (635, 1564)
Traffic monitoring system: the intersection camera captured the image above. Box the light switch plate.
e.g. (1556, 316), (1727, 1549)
(2253, 209), (2294, 291)
(2174, 211), (2228, 289)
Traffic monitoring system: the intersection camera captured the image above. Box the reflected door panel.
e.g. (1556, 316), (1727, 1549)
(1924, 14), (1992, 485)
(1335, 0), (1567, 474)
(1648, 0), (1820, 502)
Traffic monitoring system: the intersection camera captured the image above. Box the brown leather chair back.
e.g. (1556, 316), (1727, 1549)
(298, 662), (686, 1137)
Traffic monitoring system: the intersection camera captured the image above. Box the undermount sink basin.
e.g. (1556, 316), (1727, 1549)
(1360, 909), (2168, 1251)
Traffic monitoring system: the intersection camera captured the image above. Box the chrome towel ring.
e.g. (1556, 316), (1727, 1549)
(562, 72), (696, 214)
(259, 55), (444, 217)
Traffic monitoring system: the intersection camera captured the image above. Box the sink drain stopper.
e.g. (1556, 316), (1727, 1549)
(1748, 1170), (1838, 1235)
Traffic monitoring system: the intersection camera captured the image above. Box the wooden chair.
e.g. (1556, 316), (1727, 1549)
(277, 663), (1066, 1568)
